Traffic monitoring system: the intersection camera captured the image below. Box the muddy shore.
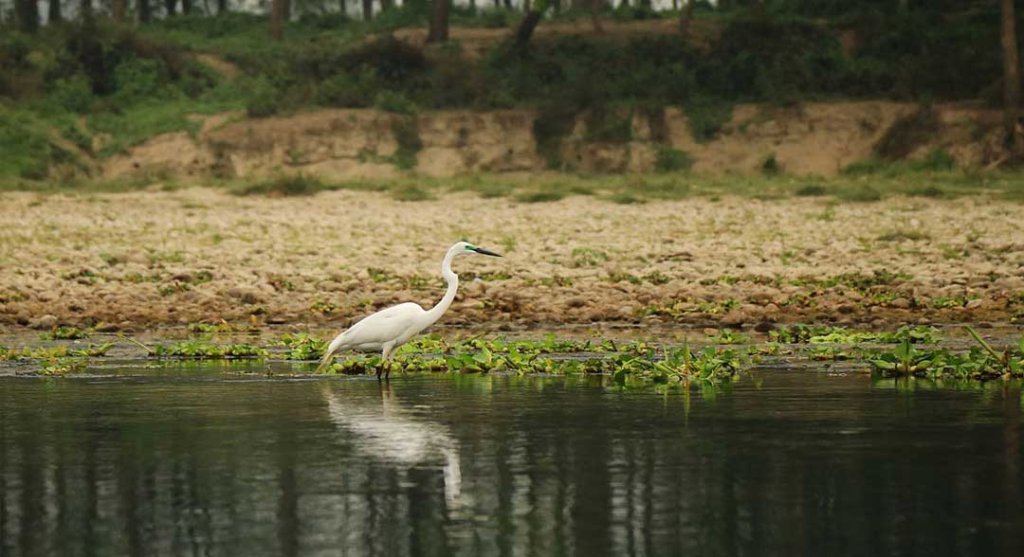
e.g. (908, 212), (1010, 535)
(1, 188), (1022, 334)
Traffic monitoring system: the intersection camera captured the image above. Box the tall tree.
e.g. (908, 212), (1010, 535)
(80, 0), (92, 16)
(381, 0), (392, 11)
(15, 0), (39, 32)
(514, 0), (546, 50)
(182, 0), (191, 14)
(427, 0), (450, 43)
(138, 0), (151, 22)
(362, 0), (372, 21)
(337, 0), (346, 16)
(679, 0), (696, 31)
(217, 0), (228, 14)
(271, 0), (284, 39)
(164, 0), (176, 15)
(48, 0), (61, 22)
(1002, 0), (1022, 156)
(589, 0), (603, 33)
(112, 0), (126, 21)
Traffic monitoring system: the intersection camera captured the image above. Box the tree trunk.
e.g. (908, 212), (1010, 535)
(218, 0), (228, 14)
(15, 0), (39, 32)
(164, 0), (176, 16)
(48, 0), (61, 22)
(427, 0), (450, 43)
(138, 0), (151, 22)
(362, 0), (372, 21)
(514, 9), (543, 49)
(1002, 0), (1022, 156)
(381, 0), (392, 11)
(112, 0), (126, 21)
(182, 0), (192, 14)
(679, 0), (695, 31)
(589, 0), (603, 32)
(338, 0), (346, 16)
(282, 0), (291, 20)
(271, 0), (284, 40)
(80, 0), (92, 16)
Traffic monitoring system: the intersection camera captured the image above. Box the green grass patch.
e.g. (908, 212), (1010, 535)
(654, 147), (694, 173)
(391, 184), (435, 201)
(231, 174), (330, 196)
(515, 190), (565, 203)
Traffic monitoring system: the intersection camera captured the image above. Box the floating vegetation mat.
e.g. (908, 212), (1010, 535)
(1, 325), (1022, 383)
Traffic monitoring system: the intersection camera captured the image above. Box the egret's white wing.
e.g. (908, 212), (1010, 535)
(337, 302), (426, 349)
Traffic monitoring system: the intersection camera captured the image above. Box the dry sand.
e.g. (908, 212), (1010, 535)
(1, 188), (1022, 334)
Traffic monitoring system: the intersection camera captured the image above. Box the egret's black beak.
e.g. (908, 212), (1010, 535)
(472, 247), (502, 257)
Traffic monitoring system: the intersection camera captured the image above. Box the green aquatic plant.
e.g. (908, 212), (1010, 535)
(317, 339), (744, 383)
(870, 340), (939, 375)
(869, 330), (1024, 380)
(39, 358), (89, 375)
(808, 345), (859, 361)
(187, 321), (235, 334)
(69, 343), (115, 357)
(932, 295), (967, 309)
(397, 335), (641, 358)
(963, 326), (1024, 378)
(0, 343), (113, 361)
(279, 333), (327, 360)
(147, 340), (267, 360)
(43, 325), (88, 340)
(770, 324), (937, 345)
(708, 329), (749, 345)
(1, 342), (112, 375)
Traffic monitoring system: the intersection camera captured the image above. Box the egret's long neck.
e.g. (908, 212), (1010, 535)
(424, 247), (460, 326)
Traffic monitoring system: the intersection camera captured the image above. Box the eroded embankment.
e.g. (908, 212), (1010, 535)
(0, 189), (1022, 333)
(99, 101), (1006, 182)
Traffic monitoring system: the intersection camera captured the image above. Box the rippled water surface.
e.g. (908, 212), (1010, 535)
(1, 371), (1022, 556)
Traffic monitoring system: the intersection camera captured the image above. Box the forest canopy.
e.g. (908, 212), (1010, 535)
(0, 0), (1018, 180)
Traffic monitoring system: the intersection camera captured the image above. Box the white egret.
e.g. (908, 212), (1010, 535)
(316, 241), (502, 378)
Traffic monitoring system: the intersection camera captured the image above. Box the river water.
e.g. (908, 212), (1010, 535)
(1, 370), (1021, 556)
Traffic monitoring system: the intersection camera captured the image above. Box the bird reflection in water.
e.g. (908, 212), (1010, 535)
(322, 383), (463, 510)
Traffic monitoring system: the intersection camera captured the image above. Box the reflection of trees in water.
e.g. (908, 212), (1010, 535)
(0, 380), (1021, 556)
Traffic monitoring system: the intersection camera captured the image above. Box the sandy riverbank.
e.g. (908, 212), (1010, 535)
(1, 188), (1022, 333)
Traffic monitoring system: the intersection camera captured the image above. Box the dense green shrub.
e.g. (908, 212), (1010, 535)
(0, 108), (53, 180)
(0, 8), (1012, 181)
(848, 10), (1000, 100)
(702, 13), (850, 102)
(655, 147), (695, 173)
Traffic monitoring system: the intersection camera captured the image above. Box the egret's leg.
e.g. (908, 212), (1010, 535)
(379, 342), (397, 381)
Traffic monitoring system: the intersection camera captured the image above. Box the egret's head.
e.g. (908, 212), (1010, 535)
(454, 241), (502, 257)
